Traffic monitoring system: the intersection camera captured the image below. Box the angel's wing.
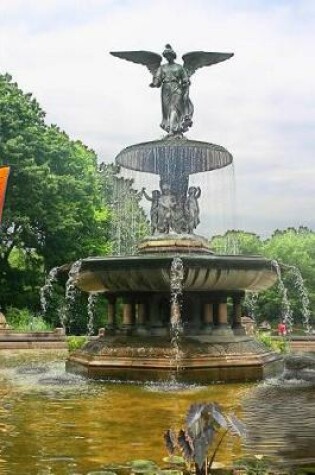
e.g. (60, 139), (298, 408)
(182, 51), (234, 77)
(110, 51), (162, 76)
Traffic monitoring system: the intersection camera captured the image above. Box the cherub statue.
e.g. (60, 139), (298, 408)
(111, 45), (233, 136)
(157, 181), (176, 233)
(141, 187), (160, 234)
(185, 186), (201, 233)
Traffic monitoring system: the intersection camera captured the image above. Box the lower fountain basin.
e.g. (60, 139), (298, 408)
(74, 253), (277, 293)
(68, 252), (280, 383)
(67, 334), (283, 383)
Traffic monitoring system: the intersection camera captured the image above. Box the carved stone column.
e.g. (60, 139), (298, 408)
(212, 296), (233, 336)
(136, 302), (149, 335)
(185, 297), (202, 335)
(150, 295), (168, 336)
(232, 295), (245, 335)
(218, 301), (228, 326)
(202, 302), (213, 334)
(106, 295), (116, 334)
(121, 299), (135, 335)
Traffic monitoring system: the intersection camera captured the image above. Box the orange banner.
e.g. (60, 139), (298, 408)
(0, 166), (10, 223)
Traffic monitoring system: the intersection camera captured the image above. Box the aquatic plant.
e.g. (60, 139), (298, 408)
(234, 455), (271, 475)
(164, 402), (246, 474)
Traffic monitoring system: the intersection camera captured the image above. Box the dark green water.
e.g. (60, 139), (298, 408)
(0, 351), (314, 474)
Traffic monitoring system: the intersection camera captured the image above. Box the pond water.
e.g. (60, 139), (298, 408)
(0, 351), (314, 475)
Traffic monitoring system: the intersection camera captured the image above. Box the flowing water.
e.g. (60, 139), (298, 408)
(40, 267), (59, 316)
(169, 257), (184, 376)
(289, 266), (313, 334)
(272, 261), (294, 332)
(87, 293), (98, 336)
(243, 291), (259, 322)
(0, 351), (314, 474)
(64, 260), (83, 333)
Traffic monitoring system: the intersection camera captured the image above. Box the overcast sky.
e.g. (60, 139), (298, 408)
(1, 0), (314, 237)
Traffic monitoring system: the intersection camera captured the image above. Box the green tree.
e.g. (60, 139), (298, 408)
(0, 73), (110, 312)
(210, 228), (314, 328)
(210, 230), (263, 255)
(261, 227), (315, 326)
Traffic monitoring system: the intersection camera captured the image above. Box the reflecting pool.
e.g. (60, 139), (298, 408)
(0, 351), (314, 474)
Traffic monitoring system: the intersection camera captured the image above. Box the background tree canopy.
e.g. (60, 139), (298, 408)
(0, 73), (110, 312)
(210, 227), (315, 326)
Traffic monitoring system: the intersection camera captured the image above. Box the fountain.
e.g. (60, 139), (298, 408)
(66, 44), (282, 382)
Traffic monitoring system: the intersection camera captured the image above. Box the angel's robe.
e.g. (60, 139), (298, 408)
(152, 62), (193, 134)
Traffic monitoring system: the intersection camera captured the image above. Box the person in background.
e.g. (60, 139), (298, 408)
(278, 320), (287, 336)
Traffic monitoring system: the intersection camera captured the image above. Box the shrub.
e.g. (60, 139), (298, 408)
(5, 307), (52, 332)
(67, 335), (88, 352)
(257, 332), (289, 354)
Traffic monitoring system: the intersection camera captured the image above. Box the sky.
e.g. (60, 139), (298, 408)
(0, 0), (314, 237)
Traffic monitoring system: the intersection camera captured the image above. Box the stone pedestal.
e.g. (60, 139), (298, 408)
(106, 296), (117, 333)
(135, 303), (149, 335)
(232, 296), (246, 335)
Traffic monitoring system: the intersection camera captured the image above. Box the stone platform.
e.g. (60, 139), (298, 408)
(0, 329), (67, 350)
(66, 335), (283, 383)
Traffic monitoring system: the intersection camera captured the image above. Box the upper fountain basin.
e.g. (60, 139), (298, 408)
(115, 138), (233, 175)
(73, 254), (277, 293)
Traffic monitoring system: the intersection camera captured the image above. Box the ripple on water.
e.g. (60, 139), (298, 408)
(144, 380), (204, 393)
(1, 361), (88, 395)
(242, 380), (315, 464)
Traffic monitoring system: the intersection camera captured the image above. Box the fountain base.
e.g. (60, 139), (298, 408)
(138, 233), (213, 254)
(66, 335), (283, 383)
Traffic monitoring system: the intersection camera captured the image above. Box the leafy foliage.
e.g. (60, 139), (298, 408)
(256, 333), (289, 354)
(67, 335), (88, 352)
(210, 228), (315, 327)
(5, 307), (52, 331)
(235, 456), (271, 475)
(0, 73), (111, 313)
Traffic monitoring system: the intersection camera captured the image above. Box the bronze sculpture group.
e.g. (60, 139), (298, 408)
(111, 45), (233, 234)
(142, 182), (201, 235)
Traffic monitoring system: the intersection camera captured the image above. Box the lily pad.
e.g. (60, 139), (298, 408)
(87, 471), (118, 475)
(159, 470), (183, 475)
(130, 460), (159, 473)
(209, 462), (225, 469)
(162, 456), (185, 466)
(131, 472), (159, 475)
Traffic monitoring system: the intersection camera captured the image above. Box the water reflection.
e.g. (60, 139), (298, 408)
(242, 381), (315, 465)
(0, 352), (314, 474)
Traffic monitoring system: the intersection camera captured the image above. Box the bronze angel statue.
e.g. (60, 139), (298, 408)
(111, 44), (233, 136)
